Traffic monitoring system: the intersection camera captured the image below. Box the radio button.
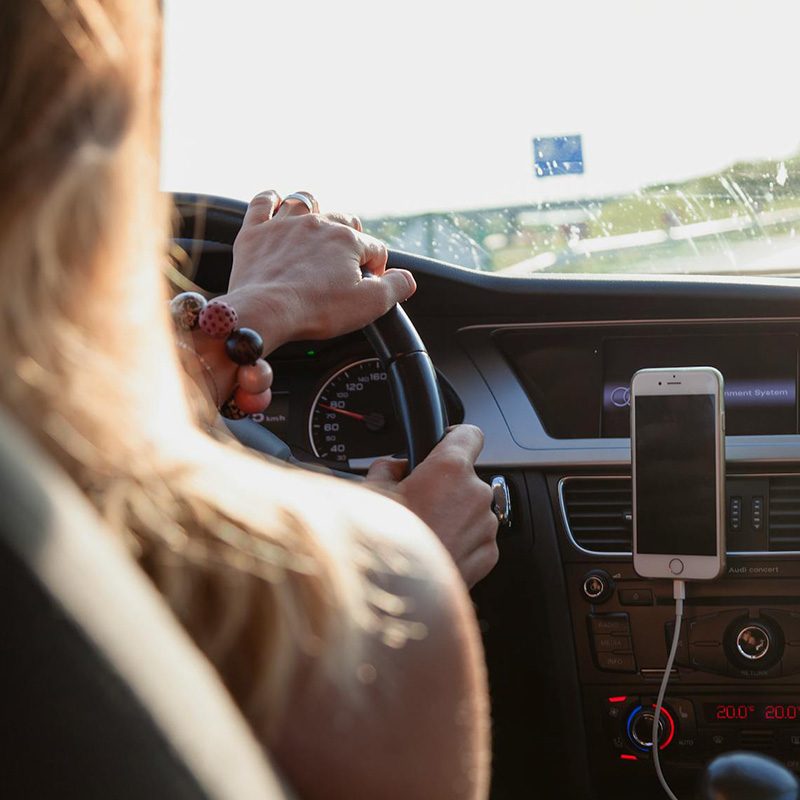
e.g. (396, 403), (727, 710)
(594, 635), (632, 652)
(590, 613), (631, 635)
(597, 652), (637, 672)
(620, 589), (653, 606)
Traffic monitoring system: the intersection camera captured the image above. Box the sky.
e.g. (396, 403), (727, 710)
(160, 0), (800, 218)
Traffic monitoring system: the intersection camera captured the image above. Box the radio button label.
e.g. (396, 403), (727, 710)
(589, 613), (631, 635)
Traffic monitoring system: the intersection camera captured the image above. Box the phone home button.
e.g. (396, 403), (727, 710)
(669, 558), (685, 575)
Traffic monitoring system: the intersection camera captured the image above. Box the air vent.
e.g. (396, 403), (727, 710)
(560, 477), (632, 554)
(768, 475), (800, 551)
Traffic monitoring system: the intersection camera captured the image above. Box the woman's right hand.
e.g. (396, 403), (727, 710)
(223, 190), (417, 353)
(366, 425), (500, 588)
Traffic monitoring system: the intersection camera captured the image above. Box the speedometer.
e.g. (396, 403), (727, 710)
(308, 358), (403, 464)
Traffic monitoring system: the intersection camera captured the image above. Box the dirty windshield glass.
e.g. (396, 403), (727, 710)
(162, 1), (800, 277)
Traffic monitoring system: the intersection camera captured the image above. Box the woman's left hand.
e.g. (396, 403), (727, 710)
(222, 190), (417, 352)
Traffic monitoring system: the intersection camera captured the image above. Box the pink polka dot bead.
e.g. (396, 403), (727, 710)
(198, 299), (238, 339)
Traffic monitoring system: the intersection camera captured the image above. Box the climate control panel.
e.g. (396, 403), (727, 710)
(600, 692), (800, 771)
(603, 695), (691, 760)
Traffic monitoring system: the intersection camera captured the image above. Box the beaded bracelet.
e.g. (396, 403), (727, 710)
(170, 292), (271, 419)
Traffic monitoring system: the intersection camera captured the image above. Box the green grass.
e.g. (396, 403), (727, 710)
(362, 152), (800, 275)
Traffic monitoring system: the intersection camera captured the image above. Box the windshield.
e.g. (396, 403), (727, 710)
(162, 0), (800, 277)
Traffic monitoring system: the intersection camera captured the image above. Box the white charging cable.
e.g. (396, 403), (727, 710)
(652, 579), (686, 800)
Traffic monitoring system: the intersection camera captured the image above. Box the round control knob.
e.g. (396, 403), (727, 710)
(581, 569), (614, 603)
(736, 624), (771, 661)
(626, 705), (676, 752)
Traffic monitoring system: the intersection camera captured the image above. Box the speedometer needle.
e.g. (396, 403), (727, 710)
(318, 403), (367, 422)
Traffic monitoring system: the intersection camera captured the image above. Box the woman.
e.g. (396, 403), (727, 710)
(0, 1), (493, 798)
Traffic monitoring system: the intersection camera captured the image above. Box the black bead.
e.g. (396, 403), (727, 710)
(225, 327), (264, 365)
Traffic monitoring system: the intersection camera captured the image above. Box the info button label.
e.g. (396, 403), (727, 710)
(597, 652), (637, 673)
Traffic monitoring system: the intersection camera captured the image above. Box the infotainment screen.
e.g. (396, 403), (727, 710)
(603, 334), (798, 436)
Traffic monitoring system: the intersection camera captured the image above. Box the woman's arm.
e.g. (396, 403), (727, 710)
(269, 503), (491, 800)
(165, 432), (492, 800)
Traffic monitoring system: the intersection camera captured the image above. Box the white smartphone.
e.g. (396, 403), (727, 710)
(631, 367), (726, 581)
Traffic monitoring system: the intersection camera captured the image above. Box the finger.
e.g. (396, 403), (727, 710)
(431, 424), (485, 465)
(322, 211), (363, 232)
(356, 232), (389, 276)
(274, 191), (318, 218)
(242, 190), (281, 226)
(355, 269), (416, 323)
(366, 457), (409, 485)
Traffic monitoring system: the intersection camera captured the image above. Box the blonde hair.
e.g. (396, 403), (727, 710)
(0, 0), (420, 739)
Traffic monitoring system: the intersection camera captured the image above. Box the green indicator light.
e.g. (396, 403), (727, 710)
(306, 349), (316, 357)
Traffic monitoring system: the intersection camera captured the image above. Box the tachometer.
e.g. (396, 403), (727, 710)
(308, 358), (403, 464)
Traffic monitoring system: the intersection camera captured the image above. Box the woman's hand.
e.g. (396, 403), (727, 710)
(366, 425), (500, 588)
(223, 190), (416, 352)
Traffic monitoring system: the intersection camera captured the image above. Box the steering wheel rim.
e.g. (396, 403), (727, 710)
(362, 287), (448, 470)
(171, 193), (448, 472)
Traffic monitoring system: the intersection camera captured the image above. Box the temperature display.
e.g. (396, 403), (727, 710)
(705, 703), (800, 724)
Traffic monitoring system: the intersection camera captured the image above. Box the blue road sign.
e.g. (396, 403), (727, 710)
(534, 135), (584, 177)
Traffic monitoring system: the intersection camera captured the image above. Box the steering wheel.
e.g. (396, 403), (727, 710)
(361, 289), (447, 470)
(172, 193), (447, 473)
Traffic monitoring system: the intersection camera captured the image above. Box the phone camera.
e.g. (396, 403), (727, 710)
(658, 381), (662, 385)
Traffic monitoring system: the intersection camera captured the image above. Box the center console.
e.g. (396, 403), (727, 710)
(553, 472), (800, 793)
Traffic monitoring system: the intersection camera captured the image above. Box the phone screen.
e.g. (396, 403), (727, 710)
(634, 393), (718, 556)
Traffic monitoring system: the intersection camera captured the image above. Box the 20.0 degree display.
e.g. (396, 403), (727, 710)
(706, 703), (800, 723)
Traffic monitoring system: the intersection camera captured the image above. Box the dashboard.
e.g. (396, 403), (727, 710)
(235, 337), (462, 471)
(175, 194), (800, 800)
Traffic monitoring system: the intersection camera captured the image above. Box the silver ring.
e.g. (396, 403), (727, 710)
(283, 192), (315, 212)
